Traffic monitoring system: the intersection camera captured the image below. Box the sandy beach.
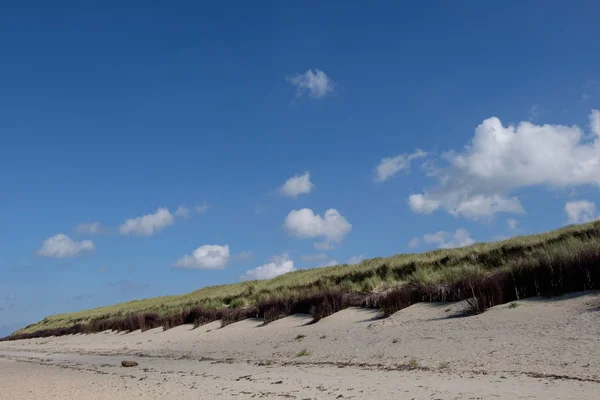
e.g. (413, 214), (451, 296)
(2, 291), (600, 399)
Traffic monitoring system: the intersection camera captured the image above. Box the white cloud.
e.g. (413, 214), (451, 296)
(423, 229), (475, 249)
(408, 237), (420, 248)
(408, 194), (441, 214)
(374, 149), (426, 182)
(284, 208), (352, 249)
(279, 171), (315, 198)
(240, 253), (295, 281)
(37, 234), (95, 258)
(346, 255), (365, 265)
(318, 260), (338, 268)
(508, 218), (518, 229)
(409, 110), (600, 220)
(448, 194), (525, 220)
(119, 207), (174, 236)
(174, 203), (211, 217)
(288, 69), (334, 98)
(565, 200), (598, 224)
(174, 245), (230, 269)
(175, 206), (190, 218)
(300, 253), (329, 262)
(74, 222), (103, 235)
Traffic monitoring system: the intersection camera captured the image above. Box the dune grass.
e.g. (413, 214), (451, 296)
(3, 221), (600, 341)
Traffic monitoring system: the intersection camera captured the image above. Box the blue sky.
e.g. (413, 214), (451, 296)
(1, 1), (600, 336)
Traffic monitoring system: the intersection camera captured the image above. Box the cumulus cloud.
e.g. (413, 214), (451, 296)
(288, 69), (334, 98)
(409, 110), (600, 220)
(408, 237), (420, 248)
(119, 207), (174, 236)
(508, 218), (518, 229)
(423, 229), (475, 249)
(174, 245), (230, 269)
(240, 253), (296, 281)
(37, 234), (95, 258)
(279, 171), (315, 198)
(374, 149), (427, 182)
(565, 200), (598, 224)
(74, 222), (103, 235)
(346, 255), (366, 265)
(300, 253), (329, 262)
(284, 208), (352, 249)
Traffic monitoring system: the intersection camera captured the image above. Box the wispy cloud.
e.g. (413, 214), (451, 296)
(318, 260), (338, 268)
(423, 229), (475, 249)
(175, 206), (191, 218)
(408, 237), (420, 248)
(374, 149), (427, 182)
(346, 255), (365, 265)
(119, 207), (174, 236)
(74, 222), (104, 235)
(565, 200), (598, 224)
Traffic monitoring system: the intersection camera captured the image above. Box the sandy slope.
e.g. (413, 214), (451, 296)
(1, 291), (600, 399)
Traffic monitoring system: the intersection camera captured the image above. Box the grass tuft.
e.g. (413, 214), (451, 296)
(408, 358), (419, 369)
(296, 349), (310, 357)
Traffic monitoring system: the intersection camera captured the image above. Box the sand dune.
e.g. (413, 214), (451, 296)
(2, 291), (600, 398)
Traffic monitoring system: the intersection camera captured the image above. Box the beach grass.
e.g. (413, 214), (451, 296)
(4, 221), (600, 340)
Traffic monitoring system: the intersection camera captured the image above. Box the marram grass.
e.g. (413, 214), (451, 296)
(5, 221), (600, 340)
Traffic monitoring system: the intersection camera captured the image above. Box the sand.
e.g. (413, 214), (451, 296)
(1, 291), (600, 399)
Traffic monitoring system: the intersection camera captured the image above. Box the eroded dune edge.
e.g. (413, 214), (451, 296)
(1, 292), (600, 399)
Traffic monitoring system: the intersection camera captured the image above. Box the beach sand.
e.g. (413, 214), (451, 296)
(1, 291), (600, 399)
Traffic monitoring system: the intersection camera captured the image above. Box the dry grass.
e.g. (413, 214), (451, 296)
(3, 221), (600, 341)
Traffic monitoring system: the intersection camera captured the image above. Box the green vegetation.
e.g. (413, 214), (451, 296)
(507, 302), (520, 309)
(408, 358), (419, 369)
(296, 349), (310, 357)
(4, 221), (600, 340)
